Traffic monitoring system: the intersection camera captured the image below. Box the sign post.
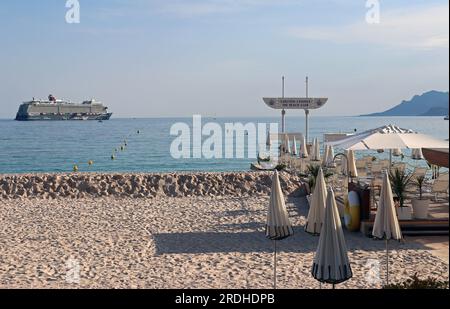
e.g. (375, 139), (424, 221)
(263, 77), (328, 144)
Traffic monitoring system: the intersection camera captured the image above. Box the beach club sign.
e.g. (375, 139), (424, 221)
(263, 97), (328, 110)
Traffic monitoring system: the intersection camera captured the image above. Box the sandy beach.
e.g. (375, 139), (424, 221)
(0, 174), (448, 288)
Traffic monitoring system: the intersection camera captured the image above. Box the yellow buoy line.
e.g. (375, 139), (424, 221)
(71, 129), (143, 172)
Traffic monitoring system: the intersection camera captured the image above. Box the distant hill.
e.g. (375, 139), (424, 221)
(421, 106), (449, 116)
(362, 90), (449, 116)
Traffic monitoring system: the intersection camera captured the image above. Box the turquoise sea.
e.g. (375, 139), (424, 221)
(0, 116), (448, 174)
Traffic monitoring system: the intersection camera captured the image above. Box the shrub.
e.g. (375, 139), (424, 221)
(384, 274), (449, 289)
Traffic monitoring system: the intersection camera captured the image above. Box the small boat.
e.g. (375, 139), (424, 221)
(250, 162), (277, 171)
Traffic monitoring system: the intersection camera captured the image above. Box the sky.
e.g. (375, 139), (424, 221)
(0, 0), (448, 118)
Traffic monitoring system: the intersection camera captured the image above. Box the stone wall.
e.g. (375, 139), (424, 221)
(0, 172), (307, 199)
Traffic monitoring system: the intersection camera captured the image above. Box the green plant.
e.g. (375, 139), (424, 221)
(384, 274), (449, 289)
(413, 175), (426, 199)
(388, 168), (413, 208)
(275, 164), (286, 171)
(308, 176), (316, 193)
(306, 164), (333, 192)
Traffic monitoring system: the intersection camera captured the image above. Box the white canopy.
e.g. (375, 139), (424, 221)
(311, 186), (353, 284)
(300, 134), (309, 158)
(372, 171), (402, 240)
(266, 170), (294, 240)
(292, 136), (298, 156)
(305, 167), (327, 235)
(323, 145), (335, 167)
(312, 138), (321, 161)
(327, 124), (448, 151)
(347, 150), (358, 178)
(412, 148), (424, 160)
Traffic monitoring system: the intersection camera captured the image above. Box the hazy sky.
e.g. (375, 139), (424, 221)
(0, 0), (448, 118)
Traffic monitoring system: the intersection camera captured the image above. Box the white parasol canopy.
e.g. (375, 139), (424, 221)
(323, 144), (335, 167)
(312, 138), (321, 161)
(322, 145), (330, 167)
(292, 136), (298, 156)
(327, 124), (448, 151)
(341, 150), (349, 175)
(311, 186), (353, 285)
(266, 170), (294, 289)
(266, 170), (294, 240)
(305, 167), (327, 235)
(372, 170), (402, 285)
(411, 148), (424, 160)
(392, 148), (402, 157)
(300, 134), (309, 158)
(347, 149), (358, 178)
(372, 171), (402, 240)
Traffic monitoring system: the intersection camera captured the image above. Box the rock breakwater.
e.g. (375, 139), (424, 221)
(0, 172), (307, 199)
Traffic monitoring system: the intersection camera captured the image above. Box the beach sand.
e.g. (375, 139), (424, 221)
(0, 194), (448, 289)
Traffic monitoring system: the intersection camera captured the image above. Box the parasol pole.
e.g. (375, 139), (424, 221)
(274, 240), (277, 289)
(386, 238), (389, 286)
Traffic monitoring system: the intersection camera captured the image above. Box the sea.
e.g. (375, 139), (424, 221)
(0, 116), (448, 174)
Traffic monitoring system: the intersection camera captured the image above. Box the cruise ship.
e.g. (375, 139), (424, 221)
(15, 95), (112, 121)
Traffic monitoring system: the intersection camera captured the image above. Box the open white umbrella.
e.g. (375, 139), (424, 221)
(327, 124), (448, 166)
(265, 170), (294, 289)
(300, 135), (309, 158)
(292, 136), (298, 156)
(372, 170), (402, 285)
(305, 167), (327, 235)
(312, 186), (353, 287)
(347, 149), (358, 178)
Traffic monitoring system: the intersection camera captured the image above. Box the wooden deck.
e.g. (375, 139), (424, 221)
(361, 218), (449, 236)
(336, 195), (449, 237)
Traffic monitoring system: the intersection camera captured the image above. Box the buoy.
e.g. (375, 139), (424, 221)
(344, 191), (361, 232)
(88, 160), (94, 166)
(137, 130), (140, 134)
(73, 164), (79, 172)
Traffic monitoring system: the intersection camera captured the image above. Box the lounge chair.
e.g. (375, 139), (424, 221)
(412, 167), (428, 178)
(370, 163), (382, 175)
(379, 160), (390, 169)
(432, 174), (449, 201)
